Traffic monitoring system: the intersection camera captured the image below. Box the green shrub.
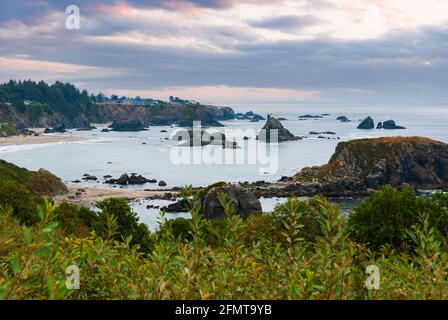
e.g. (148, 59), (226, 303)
(0, 180), (38, 225)
(54, 203), (98, 237)
(95, 198), (152, 252)
(272, 196), (329, 243)
(348, 185), (425, 250)
(423, 192), (448, 237)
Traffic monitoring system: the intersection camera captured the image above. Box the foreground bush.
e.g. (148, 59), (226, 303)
(1, 188), (448, 300)
(348, 185), (448, 250)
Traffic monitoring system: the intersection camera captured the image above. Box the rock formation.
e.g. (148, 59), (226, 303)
(201, 184), (262, 220)
(292, 137), (448, 193)
(357, 116), (375, 129)
(257, 115), (301, 142)
(382, 120), (406, 130)
(110, 119), (146, 131)
(336, 116), (351, 122)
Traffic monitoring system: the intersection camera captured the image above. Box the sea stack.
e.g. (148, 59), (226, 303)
(357, 116), (375, 129)
(257, 115), (301, 142)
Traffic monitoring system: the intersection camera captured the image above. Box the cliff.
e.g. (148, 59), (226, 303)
(0, 80), (236, 131)
(98, 103), (234, 127)
(249, 137), (448, 198)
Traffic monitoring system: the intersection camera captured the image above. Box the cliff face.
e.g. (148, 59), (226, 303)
(293, 137), (448, 191)
(96, 103), (234, 127)
(2, 101), (235, 131)
(248, 137), (448, 198)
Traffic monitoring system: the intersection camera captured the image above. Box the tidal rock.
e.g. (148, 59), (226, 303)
(298, 114), (323, 119)
(82, 175), (97, 181)
(357, 117), (375, 129)
(110, 120), (146, 132)
(235, 111), (265, 121)
(158, 180), (167, 187)
(117, 173), (130, 185)
(173, 129), (237, 148)
(376, 122), (383, 129)
(309, 131), (336, 135)
(383, 120), (406, 130)
(257, 115), (301, 143)
(336, 116), (351, 122)
(101, 128), (110, 132)
(128, 174), (149, 185)
(44, 124), (67, 134)
(161, 199), (189, 212)
(202, 184), (262, 220)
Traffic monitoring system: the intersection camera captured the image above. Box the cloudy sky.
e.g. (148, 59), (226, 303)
(0, 0), (448, 105)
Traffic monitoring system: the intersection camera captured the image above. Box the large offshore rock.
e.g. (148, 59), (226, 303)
(257, 115), (301, 142)
(357, 116), (375, 129)
(292, 137), (448, 191)
(383, 120), (406, 130)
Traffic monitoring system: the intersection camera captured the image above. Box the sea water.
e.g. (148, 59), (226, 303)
(1, 104), (447, 230)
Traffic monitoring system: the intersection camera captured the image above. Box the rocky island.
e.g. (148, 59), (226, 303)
(257, 115), (301, 142)
(248, 136), (448, 198)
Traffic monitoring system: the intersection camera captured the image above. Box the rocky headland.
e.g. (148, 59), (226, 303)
(246, 137), (448, 198)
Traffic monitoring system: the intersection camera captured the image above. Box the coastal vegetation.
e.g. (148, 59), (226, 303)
(1, 181), (447, 299)
(0, 80), (235, 131)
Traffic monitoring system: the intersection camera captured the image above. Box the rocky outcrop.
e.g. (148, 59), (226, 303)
(298, 114), (323, 120)
(105, 173), (156, 185)
(173, 129), (237, 148)
(357, 117), (375, 129)
(235, 111), (265, 121)
(44, 124), (67, 133)
(382, 120), (406, 130)
(290, 137), (448, 193)
(337, 116), (351, 122)
(110, 119), (146, 131)
(202, 184), (262, 220)
(257, 115), (301, 142)
(376, 122), (383, 129)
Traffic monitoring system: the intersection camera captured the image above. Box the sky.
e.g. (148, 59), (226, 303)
(0, 0), (447, 105)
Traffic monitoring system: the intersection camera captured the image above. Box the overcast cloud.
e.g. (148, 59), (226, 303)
(0, 0), (447, 104)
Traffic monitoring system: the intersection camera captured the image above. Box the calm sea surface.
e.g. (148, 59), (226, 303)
(1, 104), (447, 230)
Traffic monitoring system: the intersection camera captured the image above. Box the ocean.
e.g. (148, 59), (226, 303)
(1, 104), (447, 230)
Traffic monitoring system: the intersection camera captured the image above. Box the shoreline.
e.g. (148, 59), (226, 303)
(0, 133), (89, 146)
(55, 184), (179, 206)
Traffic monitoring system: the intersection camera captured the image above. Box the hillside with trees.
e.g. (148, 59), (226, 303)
(0, 80), (235, 132)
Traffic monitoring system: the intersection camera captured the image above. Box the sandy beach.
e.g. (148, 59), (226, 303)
(55, 184), (178, 206)
(0, 133), (88, 146)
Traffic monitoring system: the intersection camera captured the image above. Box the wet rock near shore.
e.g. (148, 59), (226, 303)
(110, 119), (147, 132)
(105, 173), (157, 185)
(44, 124), (67, 134)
